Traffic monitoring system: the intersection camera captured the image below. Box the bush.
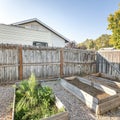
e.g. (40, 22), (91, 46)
(14, 74), (63, 120)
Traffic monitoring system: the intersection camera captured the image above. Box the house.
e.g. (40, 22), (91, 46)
(0, 18), (69, 47)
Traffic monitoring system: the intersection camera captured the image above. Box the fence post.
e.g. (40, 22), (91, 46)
(19, 45), (23, 80)
(96, 52), (99, 73)
(60, 48), (64, 77)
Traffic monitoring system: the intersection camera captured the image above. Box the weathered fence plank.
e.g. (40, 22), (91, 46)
(0, 44), (96, 84)
(0, 44), (19, 83)
(63, 49), (96, 76)
(97, 50), (120, 80)
(98, 50), (120, 72)
(60, 49), (64, 77)
(22, 47), (61, 79)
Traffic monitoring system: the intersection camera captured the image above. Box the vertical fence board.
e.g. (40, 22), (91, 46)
(0, 44), (96, 84)
(63, 49), (96, 76)
(97, 50), (120, 80)
(60, 49), (64, 77)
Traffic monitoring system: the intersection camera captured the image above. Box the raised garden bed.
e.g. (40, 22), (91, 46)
(91, 73), (120, 82)
(86, 73), (120, 93)
(41, 97), (69, 120)
(60, 76), (120, 115)
(12, 75), (69, 120)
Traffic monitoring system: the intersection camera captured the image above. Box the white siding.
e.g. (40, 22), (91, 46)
(18, 21), (67, 47)
(0, 21), (67, 47)
(19, 21), (49, 32)
(50, 32), (66, 47)
(0, 24), (52, 46)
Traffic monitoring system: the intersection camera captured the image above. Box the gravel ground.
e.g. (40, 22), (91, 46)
(0, 81), (120, 120)
(0, 85), (14, 120)
(43, 80), (120, 120)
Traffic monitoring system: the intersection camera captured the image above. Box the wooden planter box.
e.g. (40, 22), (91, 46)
(88, 73), (120, 93)
(60, 76), (120, 115)
(12, 81), (69, 120)
(91, 72), (120, 81)
(41, 97), (69, 120)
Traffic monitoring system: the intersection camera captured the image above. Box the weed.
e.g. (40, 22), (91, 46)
(14, 74), (64, 120)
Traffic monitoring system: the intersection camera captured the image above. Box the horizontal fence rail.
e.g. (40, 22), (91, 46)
(98, 50), (120, 70)
(63, 49), (96, 76)
(0, 44), (96, 84)
(96, 50), (120, 80)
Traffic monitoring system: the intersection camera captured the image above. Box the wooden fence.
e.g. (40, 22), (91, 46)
(63, 49), (96, 76)
(0, 44), (96, 84)
(96, 50), (120, 79)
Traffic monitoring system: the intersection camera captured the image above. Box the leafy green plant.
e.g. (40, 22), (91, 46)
(14, 74), (64, 120)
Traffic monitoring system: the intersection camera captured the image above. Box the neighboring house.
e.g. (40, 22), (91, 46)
(0, 18), (69, 47)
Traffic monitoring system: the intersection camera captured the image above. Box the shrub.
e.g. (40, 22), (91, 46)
(14, 74), (63, 120)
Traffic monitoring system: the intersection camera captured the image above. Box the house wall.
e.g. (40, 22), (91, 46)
(0, 22), (67, 47)
(0, 24), (52, 46)
(50, 32), (66, 47)
(19, 21), (67, 47)
(19, 21), (49, 32)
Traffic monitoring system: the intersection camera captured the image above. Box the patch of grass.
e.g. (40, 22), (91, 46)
(14, 74), (65, 120)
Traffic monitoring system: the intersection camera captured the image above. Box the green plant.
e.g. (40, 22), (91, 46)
(14, 74), (64, 120)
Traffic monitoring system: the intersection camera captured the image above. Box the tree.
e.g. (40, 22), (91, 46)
(89, 40), (95, 49)
(65, 41), (77, 48)
(77, 44), (87, 50)
(78, 39), (95, 50)
(78, 34), (112, 50)
(95, 34), (111, 50)
(108, 5), (120, 49)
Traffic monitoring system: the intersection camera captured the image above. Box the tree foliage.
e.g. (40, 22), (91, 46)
(108, 5), (120, 49)
(77, 39), (95, 50)
(65, 41), (77, 48)
(78, 34), (112, 50)
(95, 34), (111, 49)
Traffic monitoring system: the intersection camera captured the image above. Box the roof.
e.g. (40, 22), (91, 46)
(11, 18), (69, 42)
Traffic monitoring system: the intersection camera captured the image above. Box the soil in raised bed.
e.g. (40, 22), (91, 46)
(66, 78), (110, 101)
(92, 73), (120, 83)
(85, 76), (120, 90)
(96, 78), (120, 90)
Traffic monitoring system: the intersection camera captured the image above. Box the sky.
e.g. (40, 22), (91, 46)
(0, 0), (120, 43)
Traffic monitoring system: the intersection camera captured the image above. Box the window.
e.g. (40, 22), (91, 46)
(33, 41), (48, 47)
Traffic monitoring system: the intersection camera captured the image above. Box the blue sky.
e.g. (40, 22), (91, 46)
(0, 0), (120, 43)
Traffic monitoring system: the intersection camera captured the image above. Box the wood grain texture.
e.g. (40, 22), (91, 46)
(97, 51), (120, 80)
(19, 45), (23, 80)
(0, 44), (96, 84)
(61, 78), (120, 115)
